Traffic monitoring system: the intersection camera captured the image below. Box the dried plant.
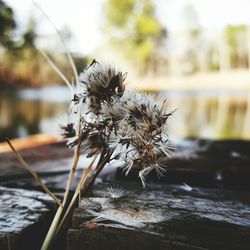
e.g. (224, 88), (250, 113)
(7, 60), (174, 250)
(63, 60), (174, 185)
(0, 3), (169, 249)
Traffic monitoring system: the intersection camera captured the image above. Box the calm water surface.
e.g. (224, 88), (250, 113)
(0, 86), (70, 139)
(1, 85), (250, 140)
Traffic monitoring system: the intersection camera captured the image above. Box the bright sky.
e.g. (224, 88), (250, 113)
(5, 0), (250, 55)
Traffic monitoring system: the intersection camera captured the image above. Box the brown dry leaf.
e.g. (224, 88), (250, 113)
(83, 220), (101, 229)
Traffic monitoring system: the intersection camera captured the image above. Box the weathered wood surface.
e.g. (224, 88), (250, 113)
(0, 186), (55, 250)
(0, 139), (249, 249)
(0, 142), (95, 192)
(67, 182), (250, 250)
(0, 141), (73, 179)
(1, 139), (250, 191)
(116, 139), (250, 190)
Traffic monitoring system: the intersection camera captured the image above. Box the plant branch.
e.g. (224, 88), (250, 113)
(6, 138), (61, 206)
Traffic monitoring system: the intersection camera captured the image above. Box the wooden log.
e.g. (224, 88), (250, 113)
(67, 182), (250, 250)
(1, 139), (250, 192)
(116, 139), (250, 190)
(0, 186), (55, 250)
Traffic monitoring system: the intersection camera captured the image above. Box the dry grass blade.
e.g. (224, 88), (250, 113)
(6, 138), (62, 206)
(33, 1), (79, 85)
(62, 133), (82, 205)
(78, 153), (99, 198)
(39, 50), (73, 97)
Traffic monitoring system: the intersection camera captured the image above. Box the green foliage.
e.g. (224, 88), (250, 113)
(0, 0), (16, 48)
(103, 0), (166, 74)
(0, 47), (88, 88)
(224, 25), (248, 68)
(225, 25), (246, 48)
(0, 1), (88, 88)
(105, 0), (134, 28)
(21, 18), (37, 49)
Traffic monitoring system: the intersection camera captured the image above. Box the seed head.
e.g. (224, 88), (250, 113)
(61, 61), (175, 187)
(80, 60), (127, 113)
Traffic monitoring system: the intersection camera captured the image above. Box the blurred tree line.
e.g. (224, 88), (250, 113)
(1, 0), (250, 86)
(0, 0), (87, 89)
(103, 0), (167, 75)
(103, 1), (250, 75)
(173, 4), (250, 74)
(223, 25), (249, 69)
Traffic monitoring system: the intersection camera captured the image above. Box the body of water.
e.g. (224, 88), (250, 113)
(1, 85), (250, 140)
(0, 86), (70, 139)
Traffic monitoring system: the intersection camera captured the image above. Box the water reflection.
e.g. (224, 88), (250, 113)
(0, 86), (70, 139)
(0, 86), (250, 140)
(165, 90), (250, 139)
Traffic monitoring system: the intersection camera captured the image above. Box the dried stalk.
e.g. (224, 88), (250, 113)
(33, 1), (79, 85)
(41, 135), (82, 250)
(40, 153), (98, 250)
(81, 149), (113, 196)
(62, 136), (82, 205)
(6, 139), (61, 206)
(54, 153), (99, 237)
(54, 149), (113, 239)
(40, 205), (64, 250)
(39, 50), (73, 96)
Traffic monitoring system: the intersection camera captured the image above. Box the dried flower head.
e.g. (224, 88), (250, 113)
(61, 60), (175, 187)
(111, 91), (175, 187)
(80, 60), (127, 113)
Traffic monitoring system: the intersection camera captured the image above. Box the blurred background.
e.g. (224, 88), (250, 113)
(1, 0), (250, 142)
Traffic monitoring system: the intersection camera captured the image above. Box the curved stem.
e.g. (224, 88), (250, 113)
(33, 1), (79, 84)
(6, 139), (61, 206)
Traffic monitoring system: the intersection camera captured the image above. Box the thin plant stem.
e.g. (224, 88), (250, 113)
(7, 234), (11, 250)
(81, 150), (113, 196)
(54, 153), (99, 237)
(39, 50), (73, 97)
(41, 135), (82, 250)
(54, 150), (113, 239)
(6, 139), (62, 206)
(40, 205), (64, 250)
(41, 153), (98, 250)
(62, 134), (82, 205)
(33, 1), (79, 85)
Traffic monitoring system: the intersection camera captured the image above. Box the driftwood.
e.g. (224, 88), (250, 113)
(67, 182), (250, 250)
